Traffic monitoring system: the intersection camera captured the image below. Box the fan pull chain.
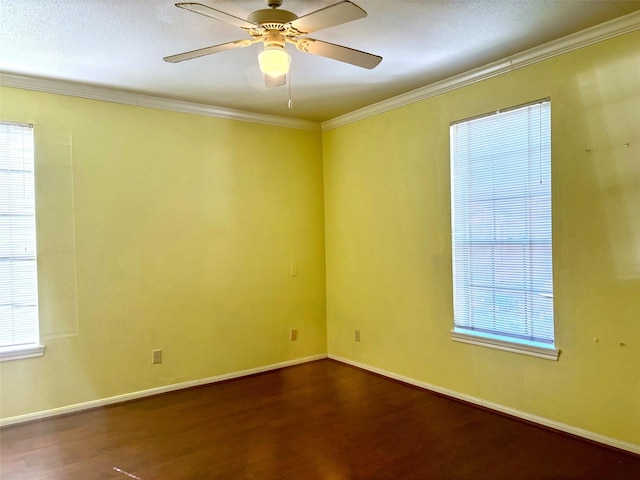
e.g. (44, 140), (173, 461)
(287, 71), (293, 109)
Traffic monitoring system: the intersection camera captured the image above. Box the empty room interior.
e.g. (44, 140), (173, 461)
(1, 1), (639, 478)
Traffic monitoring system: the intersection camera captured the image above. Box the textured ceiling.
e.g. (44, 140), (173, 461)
(1, 1), (640, 122)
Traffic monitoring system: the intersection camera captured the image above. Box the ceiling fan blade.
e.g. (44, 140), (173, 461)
(294, 38), (382, 69)
(176, 2), (256, 29)
(164, 39), (251, 63)
(288, 1), (366, 34)
(265, 74), (286, 88)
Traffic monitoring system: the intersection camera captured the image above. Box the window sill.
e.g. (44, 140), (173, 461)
(0, 344), (46, 362)
(451, 330), (559, 361)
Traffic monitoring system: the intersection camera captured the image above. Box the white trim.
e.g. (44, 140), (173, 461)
(451, 331), (560, 361)
(321, 11), (640, 131)
(0, 74), (320, 132)
(0, 344), (45, 362)
(0, 353), (326, 427)
(1, 12), (638, 132)
(328, 355), (640, 456)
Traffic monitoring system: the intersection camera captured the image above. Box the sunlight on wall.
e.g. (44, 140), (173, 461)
(577, 54), (640, 280)
(36, 126), (79, 339)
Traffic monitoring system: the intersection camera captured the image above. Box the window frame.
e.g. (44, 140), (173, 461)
(449, 99), (559, 360)
(0, 121), (45, 362)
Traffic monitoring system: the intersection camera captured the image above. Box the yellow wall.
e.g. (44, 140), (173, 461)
(1, 29), (639, 450)
(0, 88), (327, 418)
(323, 30), (640, 445)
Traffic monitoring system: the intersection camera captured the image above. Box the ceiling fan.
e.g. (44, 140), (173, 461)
(164, 0), (382, 87)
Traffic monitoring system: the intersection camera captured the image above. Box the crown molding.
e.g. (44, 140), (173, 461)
(321, 10), (640, 131)
(2, 10), (638, 133)
(0, 73), (320, 132)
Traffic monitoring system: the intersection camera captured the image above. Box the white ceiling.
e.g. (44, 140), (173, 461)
(1, 1), (640, 123)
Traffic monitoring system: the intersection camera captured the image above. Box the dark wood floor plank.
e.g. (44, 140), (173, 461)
(1, 359), (639, 479)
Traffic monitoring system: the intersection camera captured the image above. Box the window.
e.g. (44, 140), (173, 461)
(450, 100), (557, 360)
(0, 122), (44, 361)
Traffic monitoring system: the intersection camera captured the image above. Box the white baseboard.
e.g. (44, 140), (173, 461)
(4, 353), (638, 456)
(328, 354), (640, 456)
(0, 354), (327, 427)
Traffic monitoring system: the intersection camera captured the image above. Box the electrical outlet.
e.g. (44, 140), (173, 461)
(152, 349), (162, 364)
(355, 329), (361, 342)
(290, 329), (298, 341)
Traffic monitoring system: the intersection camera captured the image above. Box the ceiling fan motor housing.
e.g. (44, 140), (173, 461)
(247, 9), (298, 30)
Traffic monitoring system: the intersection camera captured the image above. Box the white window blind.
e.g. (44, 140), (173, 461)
(0, 122), (39, 350)
(450, 100), (554, 350)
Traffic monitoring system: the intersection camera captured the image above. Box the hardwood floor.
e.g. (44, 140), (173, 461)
(1, 359), (639, 479)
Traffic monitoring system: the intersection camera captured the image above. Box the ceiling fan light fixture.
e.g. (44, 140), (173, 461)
(259, 44), (290, 78)
(165, 1), (383, 87)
